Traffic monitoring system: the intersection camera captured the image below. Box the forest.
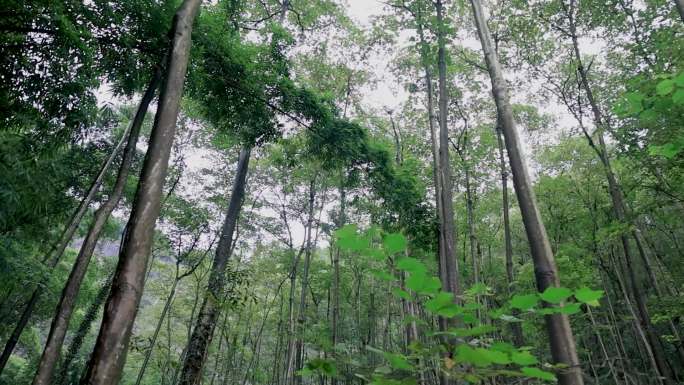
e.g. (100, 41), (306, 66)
(0, 0), (683, 384)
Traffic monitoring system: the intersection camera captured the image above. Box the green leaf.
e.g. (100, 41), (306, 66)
(656, 79), (675, 95)
(425, 292), (454, 313)
(649, 143), (682, 159)
(674, 71), (684, 87)
(538, 307), (562, 315)
(540, 287), (572, 304)
(405, 273), (425, 292)
(559, 303), (582, 314)
(334, 224), (357, 239)
(455, 345), (494, 368)
(511, 351), (538, 366)
(392, 287), (411, 300)
(574, 287), (603, 306)
(510, 294), (539, 310)
(383, 233), (407, 254)
(521, 367), (556, 381)
(624, 92), (644, 114)
(337, 234), (369, 251)
(421, 277), (442, 295)
(480, 348), (512, 365)
(672, 89), (684, 105)
(396, 257), (427, 275)
(491, 342), (516, 353)
(366, 249), (386, 260)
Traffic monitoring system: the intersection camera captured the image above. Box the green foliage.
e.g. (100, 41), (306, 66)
(331, 224), (599, 383)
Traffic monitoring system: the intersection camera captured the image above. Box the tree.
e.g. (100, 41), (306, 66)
(466, 0), (584, 383)
(79, 1), (202, 383)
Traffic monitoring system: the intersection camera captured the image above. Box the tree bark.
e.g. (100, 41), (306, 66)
(177, 146), (251, 385)
(414, 2), (447, 319)
(31, 67), (161, 385)
(435, 0), (461, 299)
(79, 1), (201, 383)
(466, 0), (583, 383)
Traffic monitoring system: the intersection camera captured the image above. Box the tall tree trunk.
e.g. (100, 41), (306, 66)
(457, 127), (479, 291)
(466, 1), (583, 384)
(177, 146), (251, 385)
(0, 107), (133, 376)
(294, 177), (317, 385)
(284, 252), (300, 385)
(435, 0), (461, 300)
(496, 126), (524, 347)
(434, 5), (461, 383)
(414, 3), (447, 312)
(79, 1), (201, 383)
(32, 67), (161, 385)
(330, 184), (345, 385)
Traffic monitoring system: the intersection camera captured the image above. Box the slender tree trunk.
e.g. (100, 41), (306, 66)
(0, 107), (134, 376)
(466, 1), (583, 383)
(294, 178), (317, 385)
(284, 254), (300, 385)
(177, 146), (251, 385)
(330, 185), (345, 385)
(496, 126), (524, 347)
(32, 67), (161, 385)
(415, 7), (449, 331)
(435, 0), (461, 300)
(273, 293), (285, 385)
(435, 3), (461, 382)
(462, 141), (479, 290)
(79, 2), (201, 383)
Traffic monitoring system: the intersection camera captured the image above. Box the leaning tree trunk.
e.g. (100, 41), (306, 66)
(467, 0), (583, 384)
(496, 126), (524, 347)
(0, 105), (133, 376)
(79, 1), (201, 384)
(32, 67), (161, 385)
(177, 147), (252, 385)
